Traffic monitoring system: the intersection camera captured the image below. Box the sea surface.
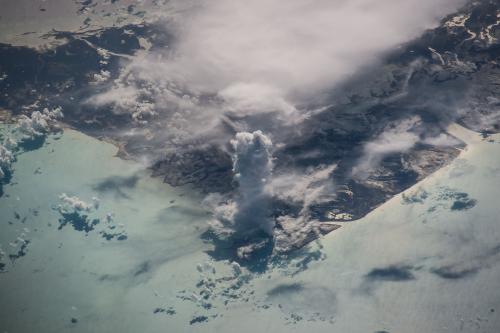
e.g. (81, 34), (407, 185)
(0, 126), (499, 333)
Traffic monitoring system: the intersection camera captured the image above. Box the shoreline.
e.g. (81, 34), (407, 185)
(326, 122), (496, 241)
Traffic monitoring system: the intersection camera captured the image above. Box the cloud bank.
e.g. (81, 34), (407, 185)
(93, 0), (465, 143)
(166, 0), (465, 105)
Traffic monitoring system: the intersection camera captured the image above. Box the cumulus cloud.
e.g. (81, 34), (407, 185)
(58, 193), (95, 214)
(16, 107), (63, 141)
(207, 130), (274, 239)
(206, 133), (341, 253)
(232, 131), (273, 202)
(92, 70), (111, 84)
(0, 107), (63, 188)
(1, 108), (60, 183)
(56, 193), (127, 240)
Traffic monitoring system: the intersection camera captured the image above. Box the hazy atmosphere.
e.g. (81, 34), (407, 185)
(1, 0), (499, 332)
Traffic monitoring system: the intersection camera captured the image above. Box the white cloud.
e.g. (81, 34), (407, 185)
(16, 107), (63, 141)
(231, 130), (273, 194)
(268, 164), (337, 214)
(0, 144), (14, 181)
(87, 0), (466, 248)
(207, 130), (275, 239)
(352, 116), (421, 179)
(164, 0), (463, 101)
(90, 0), (464, 147)
(0, 108), (62, 182)
(422, 133), (462, 147)
(58, 193), (94, 214)
(218, 82), (298, 121)
(91, 70), (111, 84)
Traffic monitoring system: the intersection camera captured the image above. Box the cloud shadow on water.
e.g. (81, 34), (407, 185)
(358, 264), (417, 295)
(430, 266), (479, 280)
(58, 212), (99, 233)
(201, 229), (274, 273)
(365, 265), (416, 282)
(92, 174), (140, 199)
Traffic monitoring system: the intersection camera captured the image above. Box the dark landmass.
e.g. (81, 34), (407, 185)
(0, 0), (499, 260)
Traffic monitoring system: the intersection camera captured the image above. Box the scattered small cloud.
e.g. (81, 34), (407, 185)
(56, 193), (127, 240)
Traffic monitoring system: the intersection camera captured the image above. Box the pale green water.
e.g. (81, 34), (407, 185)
(0, 127), (499, 333)
(0, 129), (212, 332)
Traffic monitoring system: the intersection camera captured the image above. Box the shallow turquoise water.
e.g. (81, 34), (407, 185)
(0, 129), (212, 332)
(0, 127), (499, 333)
